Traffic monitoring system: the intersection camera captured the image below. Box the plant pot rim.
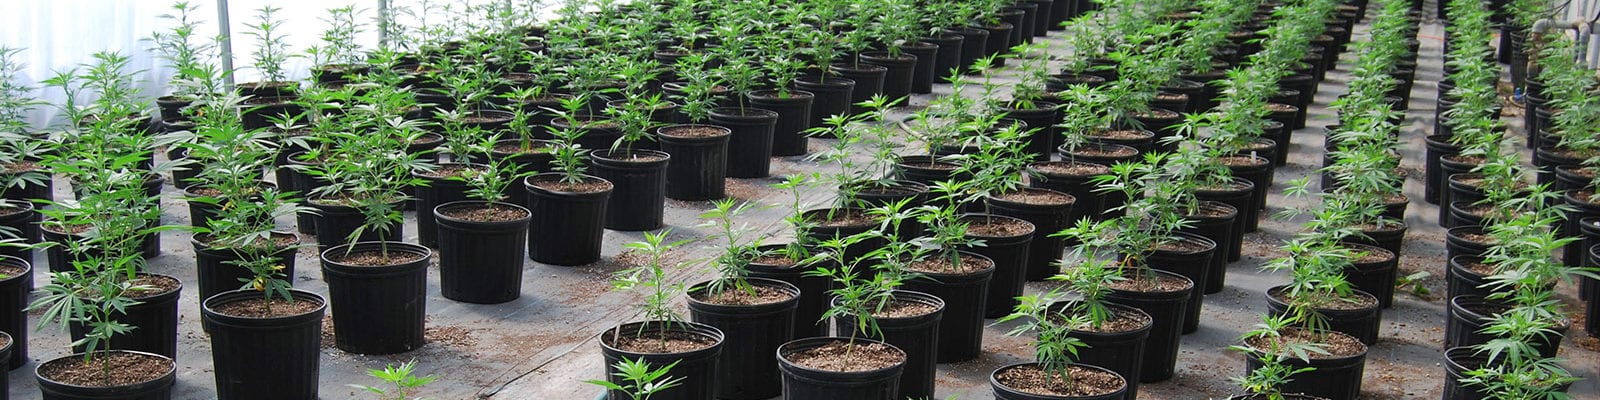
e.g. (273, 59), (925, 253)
(777, 336), (906, 374)
(990, 362), (1128, 399)
(590, 148), (672, 163)
(192, 231), (300, 252)
(686, 277), (802, 307)
(599, 320), (725, 355)
(320, 241), (433, 268)
(36, 350), (177, 391)
(749, 89), (816, 100)
(202, 288), (327, 320)
(433, 200), (533, 225)
(524, 173), (614, 194)
(958, 213), (1037, 239)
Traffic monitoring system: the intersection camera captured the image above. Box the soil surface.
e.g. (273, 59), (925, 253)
(907, 253), (995, 274)
(1032, 161), (1110, 176)
(1244, 328), (1366, 359)
(528, 176), (613, 193)
(38, 351), (172, 387)
(996, 364), (1125, 397)
(964, 216), (1034, 237)
(995, 189), (1075, 206)
(210, 297), (322, 318)
(1108, 271), (1192, 293)
(328, 250), (427, 266)
(1070, 306), (1153, 333)
(872, 299), (939, 319)
(784, 340), (904, 372)
(439, 204), (528, 222)
(660, 125), (728, 138)
(127, 274), (181, 299)
(690, 284), (793, 306)
(608, 329), (717, 354)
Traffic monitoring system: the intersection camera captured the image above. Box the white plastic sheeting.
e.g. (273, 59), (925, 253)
(1, 0), (528, 130)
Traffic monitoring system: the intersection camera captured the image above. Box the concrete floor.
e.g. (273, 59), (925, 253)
(6, 5), (1600, 400)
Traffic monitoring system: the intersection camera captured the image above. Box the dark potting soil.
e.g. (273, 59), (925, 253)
(1107, 271), (1190, 293)
(0, 204), (21, 218)
(329, 250), (428, 267)
(1033, 161), (1110, 176)
(492, 142), (553, 155)
(996, 190), (1074, 206)
(1267, 103), (1297, 112)
(1464, 261), (1495, 276)
(610, 329), (717, 354)
(1574, 190), (1600, 205)
(1245, 328), (1366, 359)
(198, 232), (299, 250)
(751, 255), (800, 267)
(1069, 307), (1152, 334)
(964, 216), (1033, 237)
(1219, 156), (1267, 167)
(604, 153), (669, 162)
(0, 264), (24, 280)
(439, 204), (528, 223)
(187, 186), (226, 197)
(691, 284), (794, 306)
(1442, 154), (1484, 164)
(1460, 204), (1494, 217)
(1457, 232), (1497, 246)
(996, 363), (1125, 397)
(529, 176), (614, 193)
(1199, 181), (1251, 192)
(811, 209), (878, 228)
(44, 223), (91, 235)
(1154, 93), (1186, 103)
(1268, 288), (1378, 311)
(1091, 129), (1152, 140)
(461, 115), (509, 124)
(785, 340), (904, 372)
(1157, 238), (1211, 253)
(1187, 205), (1233, 218)
(1347, 247), (1394, 264)
(661, 125), (727, 138)
(410, 133), (445, 146)
(1548, 147), (1600, 159)
(906, 161), (960, 170)
(907, 253), (995, 274)
(1, 160), (42, 173)
(417, 164), (486, 179)
(127, 274), (182, 300)
(39, 351), (172, 387)
(859, 184), (921, 197)
(1073, 146), (1139, 158)
(872, 299), (939, 319)
(211, 297), (322, 318)
(1137, 109), (1180, 119)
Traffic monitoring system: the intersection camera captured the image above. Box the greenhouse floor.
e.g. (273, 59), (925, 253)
(8, 8), (1600, 400)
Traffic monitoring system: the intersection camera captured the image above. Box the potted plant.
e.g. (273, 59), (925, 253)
(684, 199), (801, 400)
(586, 358), (683, 400)
(902, 184), (997, 363)
(202, 233), (325, 400)
(352, 360), (437, 400)
(300, 84), (431, 249)
(524, 96), (614, 266)
(30, 170), (178, 399)
(994, 282), (1129, 400)
(750, 31), (817, 157)
(656, 62), (732, 201)
(776, 230), (913, 398)
(306, 6), (368, 85)
(792, 25), (858, 130)
(434, 149), (532, 304)
(237, 5), (305, 131)
(1228, 315), (1331, 400)
(412, 111), (489, 248)
(601, 230), (724, 400)
(593, 90), (672, 231)
(706, 27), (780, 179)
(148, 1), (213, 125)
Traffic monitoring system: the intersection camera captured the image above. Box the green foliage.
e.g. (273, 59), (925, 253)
(351, 360), (438, 400)
(244, 5), (294, 82)
(998, 286), (1090, 388)
(547, 95), (596, 184)
(612, 230), (695, 341)
(695, 199), (764, 296)
(585, 358), (685, 400)
(1230, 314), (1325, 399)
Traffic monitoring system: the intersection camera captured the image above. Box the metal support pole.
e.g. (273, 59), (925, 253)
(378, 0), (391, 50)
(216, 0), (235, 88)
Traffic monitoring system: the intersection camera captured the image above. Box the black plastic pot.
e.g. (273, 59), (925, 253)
(203, 289), (325, 400)
(308, 198), (403, 249)
(894, 155), (968, 186)
(708, 107), (778, 179)
(833, 290), (943, 400)
(183, 181), (279, 229)
(853, 181), (930, 240)
(1242, 331), (1367, 400)
(191, 233), (299, 303)
(799, 208), (884, 266)
(0, 331), (9, 393)
(953, 27), (989, 75)
(1590, 242), (1600, 336)
(1267, 286), (1382, 345)
(320, 241), (430, 355)
(902, 41), (940, 94)
(1561, 191), (1600, 268)
(657, 124), (730, 201)
(794, 76), (855, 130)
(687, 278), (799, 400)
(1349, 222), (1407, 258)
(1221, 155), (1274, 213)
(35, 350), (176, 400)
(1147, 232), (1216, 334)
(435, 201), (531, 304)
(524, 174), (612, 266)
(1001, 103), (1061, 161)
(1442, 346), (1491, 400)
(68, 274), (180, 359)
(776, 337), (905, 399)
(1437, 163), (1483, 226)
(979, 22), (1015, 61)
(902, 252), (995, 363)
(412, 163), (480, 248)
(0, 256), (29, 370)
(600, 321), (724, 400)
(829, 63), (888, 114)
(922, 33), (964, 89)
(958, 214), (1035, 317)
(1063, 302), (1152, 399)
(1423, 134), (1462, 204)
(1180, 201), (1237, 294)
(0, 203), (37, 273)
(985, 189), (1073, 284)
(1446, 296), (1566, 358)
(1085, 129), (1156, 154)
(1341, 243), (1398, 309)
(285, 152), (325, 234)
(1445, 226), (1493, 262)
(747, 244), (829, 339)
(591, 150), (670, 231)
(1004, 3), (1038, 44)
(991, 362), (1128, 400)
(860, 52), (916, 102)
(551, 115), (622, 154)
(750, 91), (816, 157)
(1105, 270), (1192, 383)
(1027, 161), (1111, 228)
(1195, 178), (1255, 257)
(1446, 255), (1501, 301)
